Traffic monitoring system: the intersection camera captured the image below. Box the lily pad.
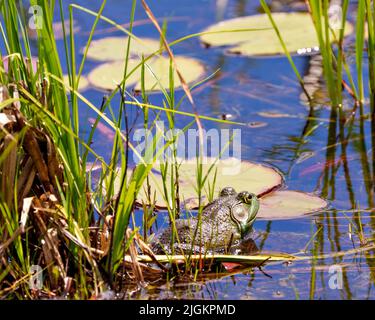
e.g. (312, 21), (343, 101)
(103, 157), (327, 220)
(200, 12), (353, 56)
(29, 20), (81, 40)
(63, 75), (89, 92)
(129, 158), (327, 219)
(257, 190), (328, 220)
(87, 55), (205, 92)
(85, 36), (161, 62)
(134, 157), (283, 209)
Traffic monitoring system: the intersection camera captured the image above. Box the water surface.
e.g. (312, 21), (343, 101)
(53, 0), (375, 299)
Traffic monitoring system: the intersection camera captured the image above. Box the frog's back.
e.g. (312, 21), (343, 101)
(150, 187), (259, 255)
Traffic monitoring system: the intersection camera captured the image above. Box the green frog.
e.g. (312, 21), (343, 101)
(151, 187), (260, 254)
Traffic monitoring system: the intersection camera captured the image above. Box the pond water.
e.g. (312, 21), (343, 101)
(48, 0), (375, 299)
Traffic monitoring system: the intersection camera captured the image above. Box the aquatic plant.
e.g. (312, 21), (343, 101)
(1, 0), (375, 300)
(0, 0), (259, 298)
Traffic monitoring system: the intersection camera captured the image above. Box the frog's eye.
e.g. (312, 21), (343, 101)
(237, 191), (254, 204)
(231, 205), (248, 222)
(220, 187), (236, 197)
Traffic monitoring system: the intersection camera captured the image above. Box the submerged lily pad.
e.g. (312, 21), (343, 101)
(85, 36), (161, 62)
(87, 55), (205, 92)
(257, 190), (328, 219)
(134, 157), (283, 209)
(200, 12), (353, 56)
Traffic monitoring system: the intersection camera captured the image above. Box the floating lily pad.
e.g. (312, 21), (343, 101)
(87, 56), (205, 92)
(85, 36), (161, 61)
(200, 12), (353, 56)
(29, 20), (81, 40)
(134, 157), (283, 209)
(105, 158), (327, 220)
(63, 74), (89, 92)
(257, 190), (328, 220)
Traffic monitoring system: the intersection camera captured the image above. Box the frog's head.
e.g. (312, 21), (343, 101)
(220, 187), (237, 197)
(229, 191), (260, 239)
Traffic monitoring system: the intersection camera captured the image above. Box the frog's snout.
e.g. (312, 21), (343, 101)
(247, 193), (260, 219)
(232, 192), (260, 238)
(237, 191), (253, 204)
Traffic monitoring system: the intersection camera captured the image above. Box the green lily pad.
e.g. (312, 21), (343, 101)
(100, 157), (327, 220)
(87, 56), (205, 92)
(129, 157), (327, 219)
(200, 12), (353, 56)
(29, 20), (81, 40)
(257, 190), (328, 220)
(134, 157), (283, 209)
(85, 36), (161, 61)
(63, 75), (89, 92)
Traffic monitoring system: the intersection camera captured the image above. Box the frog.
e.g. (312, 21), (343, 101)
(151, 187), (260, 255)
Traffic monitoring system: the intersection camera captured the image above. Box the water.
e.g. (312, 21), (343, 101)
(32, 0), (375, 299)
